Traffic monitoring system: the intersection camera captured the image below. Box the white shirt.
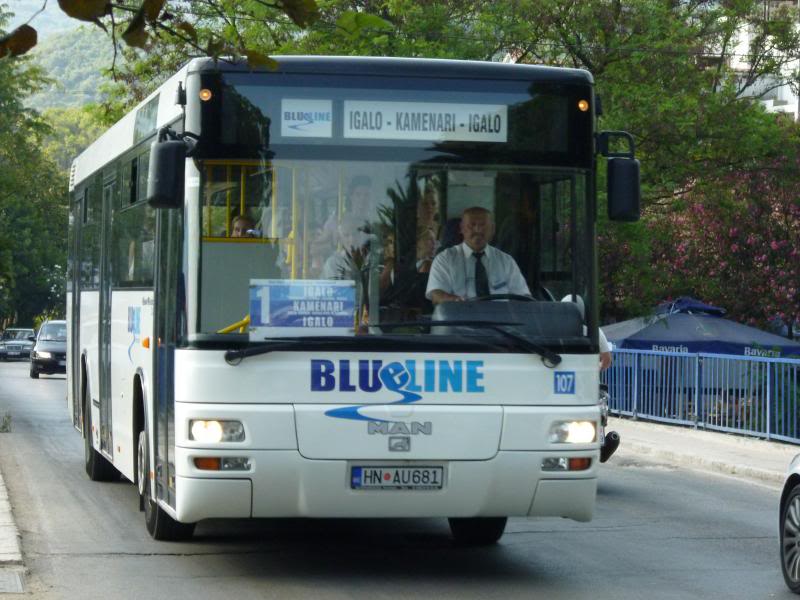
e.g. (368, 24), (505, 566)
(599, 328), (610, 353)
(425, 242), (530, 300)
(321, 251), (351, 280)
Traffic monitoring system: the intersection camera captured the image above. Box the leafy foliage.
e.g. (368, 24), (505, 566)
(26, 26), (112, 111)
(17, 0), (323, 61)
(41, 106), (105, 171)
(0, 8), (67, 326)
(649, 155), (800, 334)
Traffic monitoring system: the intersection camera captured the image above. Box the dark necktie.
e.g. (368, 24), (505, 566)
(473, 251), (490, 297)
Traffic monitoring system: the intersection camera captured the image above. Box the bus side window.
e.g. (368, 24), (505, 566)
(80, 179), (102, 289)
(137, 151), (149, 203)
(112, 203), (155, 287)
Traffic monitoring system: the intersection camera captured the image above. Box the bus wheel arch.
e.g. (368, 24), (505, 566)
(133, 375), (145, 497)
(138, 423), (196, 541)
(134, 373), (195, 540)
(82, 354), (117, 482)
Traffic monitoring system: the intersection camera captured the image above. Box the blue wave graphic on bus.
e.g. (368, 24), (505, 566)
(311, 359), (485, 422)
(127, 306), (141, 364)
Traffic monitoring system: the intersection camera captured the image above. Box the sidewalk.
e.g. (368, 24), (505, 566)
(0, 468), (21, 565)
(609, 416), (798, 485)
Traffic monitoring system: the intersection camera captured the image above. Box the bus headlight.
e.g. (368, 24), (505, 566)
(548, 421), (596, 444)
(189, 420), (245, 443)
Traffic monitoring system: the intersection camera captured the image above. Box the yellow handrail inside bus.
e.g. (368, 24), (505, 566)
(217, 315), (250, 334)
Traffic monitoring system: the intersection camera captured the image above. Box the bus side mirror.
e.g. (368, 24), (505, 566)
(607, 157), (640, 222)
(147, 138), (186, 209)
(598, 130), (640, 222)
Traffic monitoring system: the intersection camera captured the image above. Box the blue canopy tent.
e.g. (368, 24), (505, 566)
(602, 297), (800, 358)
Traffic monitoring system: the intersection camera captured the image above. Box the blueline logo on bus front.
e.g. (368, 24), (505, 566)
(311, 359), (485, 422)
(281, 100), (333, 138)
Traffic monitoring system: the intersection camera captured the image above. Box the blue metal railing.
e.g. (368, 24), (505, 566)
(602, 349), (800, 444)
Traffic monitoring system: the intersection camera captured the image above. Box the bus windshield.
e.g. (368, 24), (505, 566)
(192, 71), (595, 347)
(197, 159), (592, 344)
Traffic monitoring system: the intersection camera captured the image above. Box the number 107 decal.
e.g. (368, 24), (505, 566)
(554, 371), (576, 394)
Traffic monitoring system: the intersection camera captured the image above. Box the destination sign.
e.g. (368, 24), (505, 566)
(249, 279), (356, 338)
(343, 101), (508, 142)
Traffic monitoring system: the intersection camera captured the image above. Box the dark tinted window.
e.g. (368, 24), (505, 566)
(39, 322), (67, 341)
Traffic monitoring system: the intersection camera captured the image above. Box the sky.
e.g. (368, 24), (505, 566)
(7, 1), (79, 38)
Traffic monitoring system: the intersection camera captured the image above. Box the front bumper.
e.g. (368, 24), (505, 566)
(171, 449), (597, 523)
(168, 400), (601, 524)
(0, 347), (31, 360)
(30, 356), (66, 373)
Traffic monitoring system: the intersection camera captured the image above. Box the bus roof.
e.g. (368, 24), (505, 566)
(186, 55), (594, 85)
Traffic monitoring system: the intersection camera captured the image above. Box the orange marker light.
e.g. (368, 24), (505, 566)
(194, 457), (221, 471)
(568, 457), (592, 471)
(577, 99), (590, 112)
(142, 337), (150, 349)
(199, 88), (213, 102)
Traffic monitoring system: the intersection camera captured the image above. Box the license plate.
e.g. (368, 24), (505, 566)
(351, 466), (444, 490)
(58, 360), (66, 366)
(8, 352), (19, 357)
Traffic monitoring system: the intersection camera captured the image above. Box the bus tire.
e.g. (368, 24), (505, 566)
(83, 385), (117, 482)
(448, 517), (507, 545)
(138, 428), (195, 541)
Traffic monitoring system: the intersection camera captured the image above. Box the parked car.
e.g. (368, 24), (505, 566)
(0, 327), (35, 361)
(780, 457), (800, 593)
(29, 320), (67, 379)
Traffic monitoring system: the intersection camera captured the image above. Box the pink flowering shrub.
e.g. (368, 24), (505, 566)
(647, 165), (800, 335)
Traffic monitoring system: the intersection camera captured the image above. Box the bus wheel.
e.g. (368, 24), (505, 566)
(448, 517), (507, 545)
(83, 389), (117, 481)
(138, 428), (195, 541)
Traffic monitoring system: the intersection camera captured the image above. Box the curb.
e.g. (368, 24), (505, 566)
(617, 439), (785, 486)
(0, 473), (22, 566)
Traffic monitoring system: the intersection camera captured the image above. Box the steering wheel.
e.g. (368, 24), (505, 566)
(473, 293), (537, 302)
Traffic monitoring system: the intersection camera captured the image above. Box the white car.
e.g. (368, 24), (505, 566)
(780, 456), (800, 593)
(0, 328), (35, 361)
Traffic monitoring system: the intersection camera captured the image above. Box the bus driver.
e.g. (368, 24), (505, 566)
(425, 206), (530, 305)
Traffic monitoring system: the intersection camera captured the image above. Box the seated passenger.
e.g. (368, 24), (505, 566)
(321, 217), (371, 280)
(231, 214), (256, 238)
(416, 227), (438, 274)
(320, 175), (375, 245)
(425, 206), (530, 304)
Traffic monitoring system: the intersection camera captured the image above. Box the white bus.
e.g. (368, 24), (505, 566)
(67, 56), (639, 542)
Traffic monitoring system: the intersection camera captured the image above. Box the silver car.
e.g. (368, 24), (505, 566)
(780, 456), (800, 592)
(0, 328), (36, 361)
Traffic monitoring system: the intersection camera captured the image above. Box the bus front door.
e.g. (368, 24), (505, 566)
(98, 179), (115, 456)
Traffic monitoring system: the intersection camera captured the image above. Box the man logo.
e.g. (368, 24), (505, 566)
(367, 421), (433, 436)
(389, 436), (410, 452)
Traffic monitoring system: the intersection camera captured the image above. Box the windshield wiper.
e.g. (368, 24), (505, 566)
(379, 320), (562, 368)
(224, 320), (562, 368)
(224, 337), (344, 364)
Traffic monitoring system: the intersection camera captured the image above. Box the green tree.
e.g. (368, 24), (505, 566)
(41, 106), (105, 171)
(0, 8), (67, 326)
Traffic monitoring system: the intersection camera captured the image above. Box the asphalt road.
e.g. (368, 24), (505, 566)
(0, 360), (793, 599)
